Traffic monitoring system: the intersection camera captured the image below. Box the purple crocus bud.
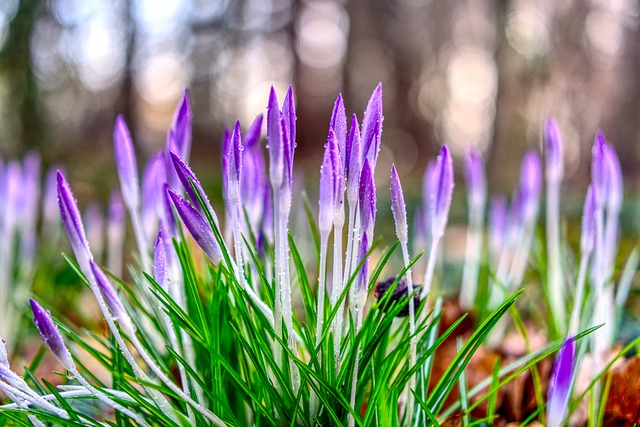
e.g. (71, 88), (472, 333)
(356, 233), (370, 296)
(360, 83), (383, 167)
(544, 117), (563, 181)
(546, 338), (575, 427)
(113, 115), (140, 210)
(359, 159), (376, 240)
(581, 185), (597, 255)
(153, 230), (167, 287)
(226, 120), (243, 204)
(90, 261), (135, 336)
(57, 171), (92, 270)
(390, 164), (408, 243)
(319, 130), (338, 235)
(330, 94), (347, 163)
(30, 299), (75, 371)
(162, 183), (178, 238)
(267, 87), (284, 189)
(591, 131), (608, 208)
(465, 149), (486, 211)
(430, 145), (454, 239)
(281, 85), (297, 163)
(107, 190), (125, 276)
(518, 151), (542, 222)
(345, 114), (361, 205)
(171, 89), (192, 161)
(168, 189), (223, 264)
(489, 196), (508, 260)
(141, 152), (167, 227)
(169, 151), (216, 223)
(244, 113), (263, 147)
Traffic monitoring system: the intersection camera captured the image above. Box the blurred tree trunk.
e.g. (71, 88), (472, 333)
(0, 0), (43, 154)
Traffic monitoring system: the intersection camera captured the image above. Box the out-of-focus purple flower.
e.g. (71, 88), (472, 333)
(42, 167), (61, 234)
(319, 131), (338, 235)
(430, 145), (454, 239)
(113, 115), (140, 210)
(359, 159), (376, 241)
(518, 151), (542, 222)
(84, 204), (104, 263)
(360, 83), (383, 167)
(57, 171), (92, 270)
(545, 117), (563, 181)
(489, 196), (508, 263)
(581, 185), (596, 255)
(345, 114), (361, 205)
(30, 299), (75, 371)
(546, 338), (575, 427)
(90, 261), (135, 336)
(591, 131), (608, 208)
(390, 164), (408, 243)
(171, 89), (192, 161)
(141, 152), (167, 237)
(168, 189), (223, 264)
(153, 230), (167, 287)
(330, 94), (347, 163)
(267, 87), (284, 189)
(465, 149), (486, 211)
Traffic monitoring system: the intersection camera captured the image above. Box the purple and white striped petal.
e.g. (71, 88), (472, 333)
(267, 87), (284, 189)
(319, 131), (337, 234)
(330, 94), (347, 164)
(390, 164), (408, 243)
(345, 114), (361, 205)
(546, 338), (575, 427)
(30, 299), (75, 371)
(153, 230), (167, 287)
(226, 120), (244, 204)
(113, 115), (140, 210)
(169, 151), (218, 225)
(431, 145), (454, 239)
(359, 159), (376, 240)
(591, 131), (608, 208)
(281, 85), (297, 165)
(544, 117), (563, 181)
(360, 83), (383, 167)
(57, 171), (92, 269)
(168, 189), (223, 264)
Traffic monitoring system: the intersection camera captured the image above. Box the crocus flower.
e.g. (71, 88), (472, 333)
(30, 299), (75, 371)
(113, 115), (140, 211)
(360, 83), (383, 167)
(168, 189), (223, 264)
(170, 151), (217, 224)
(591, 131), (608, 208)
(330, 94), (347, 163)
(359, 159), (376, 242)
(153, 230), (167, 288)
(544, 117), (563, 181)
(546, 338), (575, 427)
(171, 89), (192, 162)
(517, 151), (542, 223)
(107, 191), (125, 277)
(267, 87), (285, 190)
(319, 131), (339, 235)
(345, 114), (362, 206)
(57, 171), (92, 271)
(430, 145), (454, 240)
(390, 164), (408, 244)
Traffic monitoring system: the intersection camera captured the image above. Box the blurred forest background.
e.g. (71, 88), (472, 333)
(0, 0), (639, 203)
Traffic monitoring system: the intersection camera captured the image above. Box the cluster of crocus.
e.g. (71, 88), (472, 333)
(0, 84), (635, 427)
